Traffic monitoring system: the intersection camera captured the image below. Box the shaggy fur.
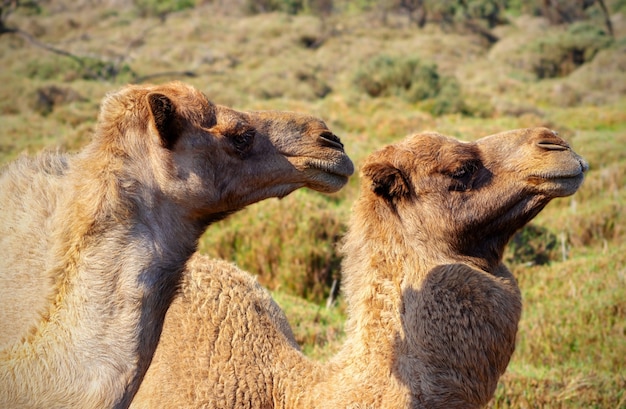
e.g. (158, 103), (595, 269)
(0, 81), (353, 409)
(131, 127), (587, 409)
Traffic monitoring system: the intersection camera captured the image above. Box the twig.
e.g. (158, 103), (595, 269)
(596, 0), (614, 38)
(2, 26), (85, 66)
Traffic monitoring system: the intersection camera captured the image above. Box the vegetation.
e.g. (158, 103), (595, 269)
(523, 21), (614, 79)
(1, 0), (624, 406)
(352, 55), (468, 115)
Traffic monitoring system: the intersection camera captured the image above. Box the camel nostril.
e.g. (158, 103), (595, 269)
(537, 140), (569, 151)
(580, 158), (590, 173)
(319, 131), (345, 150)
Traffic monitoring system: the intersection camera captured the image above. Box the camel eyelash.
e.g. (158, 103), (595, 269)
(229, 128), (256, 154)
(447, 161), (481, 191)
(448, 161), (480, 180)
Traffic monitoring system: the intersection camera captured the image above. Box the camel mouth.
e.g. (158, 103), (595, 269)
(530, 157), (589, 182)
(528, 171), (585, 185)
(294, 156), (354, 193)
(311, 157), (355, 178)
(529, 172), (585, 184)
(527, 169), (586, 198)
(307, 173), (351, 193)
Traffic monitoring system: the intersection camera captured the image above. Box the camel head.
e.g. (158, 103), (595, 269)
(91, 81), (353, 224)
(359, 127), (588, 268)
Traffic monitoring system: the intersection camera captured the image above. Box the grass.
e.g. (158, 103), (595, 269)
(1, 1), (624, 406)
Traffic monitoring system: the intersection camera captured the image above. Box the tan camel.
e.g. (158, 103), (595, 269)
(130, 127), (587, 409)
(0, 81), (353, 409)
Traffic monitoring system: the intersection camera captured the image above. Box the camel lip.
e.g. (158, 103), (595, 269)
(528, 157), (589, 182)
(527, 171), (585, 185)
(320, 161), (355, 178)
(320, 164), (354, 178)
(296, 156), (355, 178)
(307, 173), (350, 193)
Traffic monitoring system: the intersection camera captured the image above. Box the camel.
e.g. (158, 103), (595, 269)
(130, 127), (588, 409)
(0, 81), (354, 409)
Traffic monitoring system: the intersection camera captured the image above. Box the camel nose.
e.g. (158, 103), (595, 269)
(579, 157), (590, 173)
(535, 129), (571, 151)
(319, 131), (345, 151)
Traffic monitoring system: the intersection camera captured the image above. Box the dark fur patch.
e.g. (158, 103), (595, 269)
(147, 93), (180, 150)
(362, 161), (411, 200)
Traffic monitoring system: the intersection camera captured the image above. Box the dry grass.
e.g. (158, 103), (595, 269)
(1, 1), (624, 405)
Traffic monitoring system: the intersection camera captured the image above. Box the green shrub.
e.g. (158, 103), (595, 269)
(25, 56), (80, 81)
(429, 76), (466, 116)
(79, 58), (135, 82)
(244, 0), (306, 15)
(505, 224), (559, 266)
(199, 191), (347, 303)
(353, 55), (438, 100)
(353, 55), (468, 115)
(526, 22), (613, 79)
(24, 55), (135, 82)
(133, 0), (195, 18)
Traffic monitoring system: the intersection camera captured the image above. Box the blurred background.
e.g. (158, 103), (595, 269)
(1, 1), (624, 406)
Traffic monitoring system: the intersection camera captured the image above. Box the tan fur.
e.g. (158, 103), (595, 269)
(131, 128), (587, 409)
(0, 81), (353, 409)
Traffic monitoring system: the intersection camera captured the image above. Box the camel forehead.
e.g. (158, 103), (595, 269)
(249, 111), (329, 133)
(376, 133), (480, 173)
(147, 82), (212, 114)
(214, 105), (251, 127)
(110, 81), (204, 103)
(477, 127), (564, 147)
(102, 82), (215, 127)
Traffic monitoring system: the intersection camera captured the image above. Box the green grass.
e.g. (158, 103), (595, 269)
(1, 2), (624, 405)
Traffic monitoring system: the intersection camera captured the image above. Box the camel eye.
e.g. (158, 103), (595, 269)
(452, 167), (468, 179)
(230, 129), (255, 155)
(451, 161), (479, 179)
(448, 161), (480, 191)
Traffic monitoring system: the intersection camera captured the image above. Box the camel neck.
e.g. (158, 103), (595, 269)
(278, 253), (419, 407)
(0, 154), (201, 408)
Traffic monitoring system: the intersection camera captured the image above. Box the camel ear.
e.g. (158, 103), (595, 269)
(147, 93), (180, 150)
(362, 161), (411, 200)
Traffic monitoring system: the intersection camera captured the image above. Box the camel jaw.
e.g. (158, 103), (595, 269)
(527, 156), (588, 197)
(528, 172), (586, 197)
(288, 156), (354, 193)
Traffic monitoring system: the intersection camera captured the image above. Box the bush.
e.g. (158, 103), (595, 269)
(24, 55), (135, 82)
(505, 224), (560, 266)
(429, 76), (466, 116)
(133, 0), (196, 18)
(25, 56), (80, 81)
(353, 55), (438, 100)
(199, 192), (347, 303)
(526, 22), (613, 79)
(244, 0), (306, 14)
(353, 55), (467, 115)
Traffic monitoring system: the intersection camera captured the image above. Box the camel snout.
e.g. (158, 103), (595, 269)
(578, 156), (590, 174)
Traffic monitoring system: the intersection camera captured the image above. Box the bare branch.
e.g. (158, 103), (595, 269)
(2, 26), (85, 66)
(596, 0), (614, 38)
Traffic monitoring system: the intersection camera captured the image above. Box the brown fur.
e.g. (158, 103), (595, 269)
(131, 128), (587, 409)
(0, 81), (353, 409)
